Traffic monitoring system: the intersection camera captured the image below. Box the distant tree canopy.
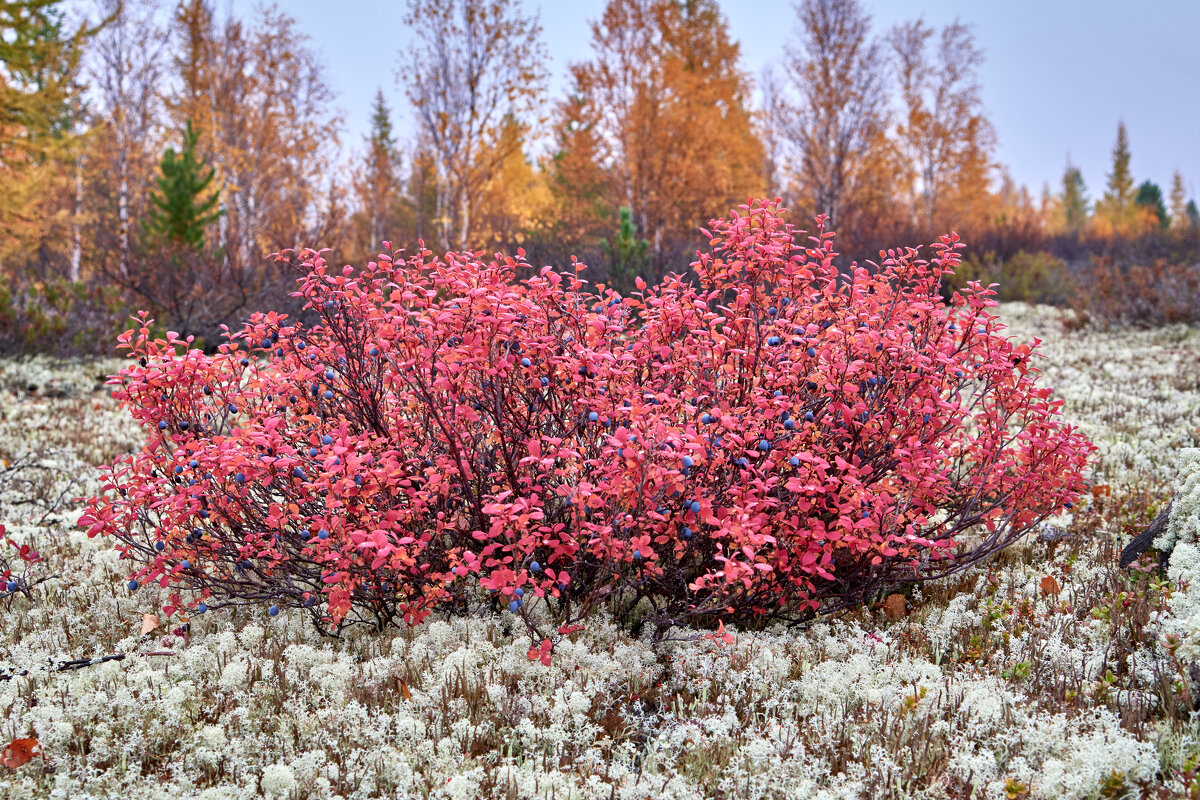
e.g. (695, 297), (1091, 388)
(0, 0), (1197, 348)
(0, 0), (92, 261)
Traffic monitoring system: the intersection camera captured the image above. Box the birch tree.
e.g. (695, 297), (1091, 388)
(400, 0), (547, 251)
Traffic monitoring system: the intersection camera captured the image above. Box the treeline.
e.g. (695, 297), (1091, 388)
(1, 0), (1198, 353)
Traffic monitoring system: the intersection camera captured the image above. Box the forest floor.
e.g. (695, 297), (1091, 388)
(0, 303), (1198, 800)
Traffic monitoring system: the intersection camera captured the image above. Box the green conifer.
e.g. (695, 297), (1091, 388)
(144, 121), (222, 252)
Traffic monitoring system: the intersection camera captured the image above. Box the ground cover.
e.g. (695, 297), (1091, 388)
(0, 304), (1198, 800)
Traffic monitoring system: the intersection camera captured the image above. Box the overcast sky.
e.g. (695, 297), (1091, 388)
(227, 0), (1200, 203)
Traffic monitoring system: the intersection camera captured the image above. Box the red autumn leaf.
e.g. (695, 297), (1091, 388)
(882, 593), (907, 621)
(1, 738), (42, 769)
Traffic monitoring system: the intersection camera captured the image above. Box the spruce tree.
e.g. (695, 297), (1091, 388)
(1134, 180), (1168, 230)
(1060, 161), (1089, 234)
(144, 121), (222, 252)
(1097, 121), (1135, 231)
(360, 89), (401, 249)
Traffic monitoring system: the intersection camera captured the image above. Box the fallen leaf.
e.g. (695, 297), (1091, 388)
(141, 613), (159, 635)
(400, 680), (413, 701)
(1, 738), (42, 769)
(883, 593), (907, 621)
(1040, 575), (1061, 597)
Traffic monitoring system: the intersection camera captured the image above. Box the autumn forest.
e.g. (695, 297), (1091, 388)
(2, 0), (1198, 352)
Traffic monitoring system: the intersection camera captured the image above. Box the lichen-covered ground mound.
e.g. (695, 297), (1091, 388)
(1, 303), (1198, 800)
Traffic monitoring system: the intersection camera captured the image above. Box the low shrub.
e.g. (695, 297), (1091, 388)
(1071, 257), (1200, 328)
(0, 277), (130, 357)
(80, 200), (1092, 648)
(949, 250), (1074, 306)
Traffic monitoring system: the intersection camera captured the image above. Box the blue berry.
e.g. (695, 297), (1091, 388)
(325, 370), (335, 381)
(514, 588), (525, 598)
(529, 561), (540, 572)
(197, 509), (209, 519)
(174, 465), (183, 474)
(5, 580), (17, 592)
(806, 347), (817, 358)
(128, 580), (139, 591)
(774, 390), (783, 398)
(369, 347), (379, 356)
(235, 472), (245, 483)
(158, 420), (168, 430)
(681, 526), (692, 540)
(228, 404), (237, 413)
(181, 560), (190, 569)
(785, 419), (795, 430)
(689, 500), (701, 513)
(633, 550), (642, 560)
(155, 541), (165, 551)
(293, 467), (305, 478)
(318, 528), (329, 540)
(268, 605), (279, 616)
(189, 459), (199, 469)
(759, 439), (771, 451)
(520, 358), (531, 368)
(509, 600), (521, 612)
(322, 435), (333, 445)
(805, 411), (814, 422)
(297, 341), (307, 350)
(768, 306), (777, 316)
(196, 603), (207, 613)
(766, 336), (781, 346)
(736, 457), (750, 468)
(923, 413), (931, 423)
(701, 414), (715, 424)
(180, 421), (189, 430)
(240, 358), (250, 367)
(681, 456), (694, 468)
(588, 411), (598, 422)
(323, 390), (334, 400)
(309, 447), (318, 457)
(541, 377), (549, 387)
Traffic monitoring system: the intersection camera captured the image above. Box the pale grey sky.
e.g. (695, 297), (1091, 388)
(231, 0), (1200, 203)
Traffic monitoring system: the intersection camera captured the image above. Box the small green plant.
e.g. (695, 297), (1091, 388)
(599, 206), (649, 294)
(1004, 777), (1029, 799)
(1002, 661), (1032, 683)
